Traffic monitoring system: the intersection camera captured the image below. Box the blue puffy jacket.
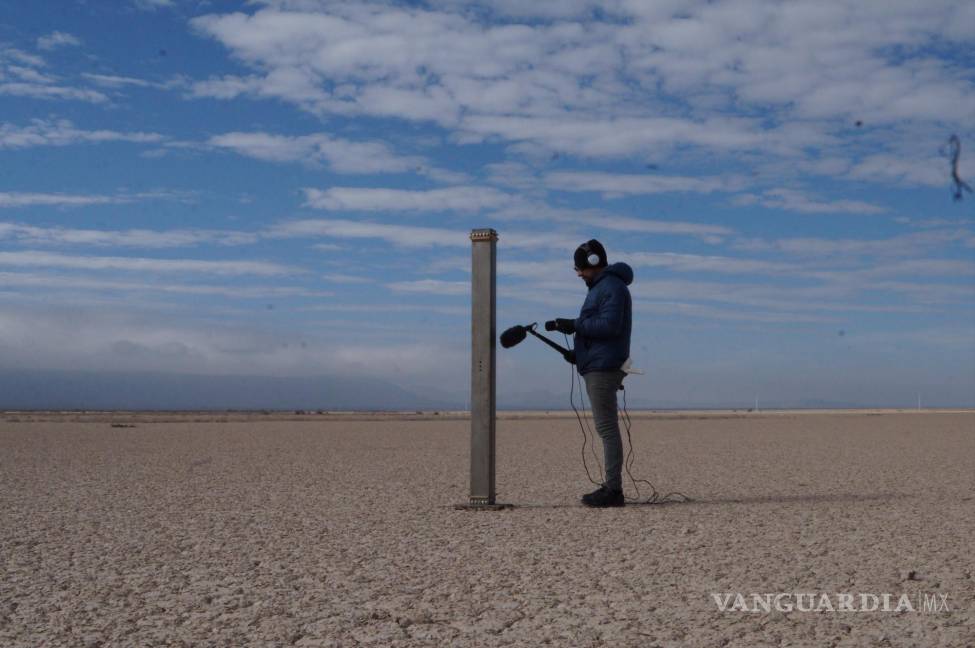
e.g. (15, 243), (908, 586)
(573, 262), (633, 375)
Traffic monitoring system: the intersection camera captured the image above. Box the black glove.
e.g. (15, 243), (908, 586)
(563, 349), (576, 365)
(544, 318), (576, 335)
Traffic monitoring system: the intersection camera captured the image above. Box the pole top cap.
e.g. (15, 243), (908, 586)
(470, 228), (498, 242)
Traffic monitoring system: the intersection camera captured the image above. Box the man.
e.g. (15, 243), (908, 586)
(549, 239), (633, 508)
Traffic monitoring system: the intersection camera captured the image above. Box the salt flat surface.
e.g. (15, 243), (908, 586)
(1, 411), (973, 647)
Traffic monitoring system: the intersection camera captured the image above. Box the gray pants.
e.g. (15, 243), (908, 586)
(583, 369), (626, 492)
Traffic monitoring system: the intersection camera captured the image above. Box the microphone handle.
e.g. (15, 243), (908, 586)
(528, 329), (571, 356)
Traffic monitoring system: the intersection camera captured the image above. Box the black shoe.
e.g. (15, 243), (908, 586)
(581, 486), (624, 508)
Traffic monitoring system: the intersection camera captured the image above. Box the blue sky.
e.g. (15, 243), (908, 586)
(1, 0), (973, 408)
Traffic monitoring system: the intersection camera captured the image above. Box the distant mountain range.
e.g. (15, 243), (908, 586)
(0, 369), (446, 411)
(0, 369), (605, 411)
(0, 369), (967, 411)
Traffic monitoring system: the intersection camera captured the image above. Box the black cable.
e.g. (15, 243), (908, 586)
(618, 386), (691, 505)
(561, 332), (688, 504)
(576, 367), (604, 477)
(567, 338), (602, 487)
(561, 331), (603, 475)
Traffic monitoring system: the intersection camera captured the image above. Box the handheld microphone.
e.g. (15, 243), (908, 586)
(500, 322), (575, 363)
(500, 324), (528, 348)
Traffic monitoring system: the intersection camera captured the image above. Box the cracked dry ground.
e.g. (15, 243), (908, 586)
(1, 411), (973, 647)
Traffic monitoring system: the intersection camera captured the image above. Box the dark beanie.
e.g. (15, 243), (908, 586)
(574, 239), (607, 269)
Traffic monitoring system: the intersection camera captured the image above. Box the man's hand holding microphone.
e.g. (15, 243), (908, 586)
(545, 318), (576, 363)
(545, 318), (576, 335)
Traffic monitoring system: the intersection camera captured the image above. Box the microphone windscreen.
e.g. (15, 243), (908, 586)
(500, 325), (527, 348)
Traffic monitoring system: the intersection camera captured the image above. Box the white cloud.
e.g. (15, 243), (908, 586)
(324, 341), (468, 379)
(846, 326), (975, 352)
(311, 242), (342, 252)
(268, 218), (580, 250)
(430, 0), (609, 20)
(0, 222), (258, 248)
(0, 192), (124, 208)
(0, 48), (108, 103)
(80, 73), (186, 90)
(894, 216), (974, 229)
(483, 161), (542, 192)
(500, 247), (975, 295)
(813, 259), (975, 280)
(0, 272), (330, 299)
(1, 47), (44, 68)
(636, 300), (837, 324)
(863, 280), (974, 304)
(82, 73), (154, 88)
(621, 1), (975, 125)
(0, 190), (195, 209)
(502, 254), (888, 314)
(386, 279), (470, 296)
(848, 154), (954, 188)
(303, 186), (512, 211)
(0, 83), (107, 103)
(208, 131), (432, 175)
(322, 273), (374, 284)
(268, 218), (467, 247)
(37, 32), (82, 50)
(6, 65), (54, 84)
(0, 251), (298, 276)
(733, 228), (974, 258)
(189, 74), (262, 99)
(492, 258), (565, 278)
(461, 115), (768, 158)
(301, 302), (468, 316)
(0, 303), (463, 384)
(490, 201), (733, 242)
(623, 251), (797, 275)
(514, 273), (939, 315)
(544, 171), (747, 196)
(627, 278), (966, 313)
(188, 1), (975, 192)
(732, 188), (887, 214)
(0, 119), (164, 149)
(134, 0), (175, 10)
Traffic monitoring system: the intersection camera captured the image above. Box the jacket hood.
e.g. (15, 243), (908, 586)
(601, 262), (633, 286)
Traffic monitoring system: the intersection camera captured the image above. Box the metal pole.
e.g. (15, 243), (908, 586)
(469, 228), (497, 506)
